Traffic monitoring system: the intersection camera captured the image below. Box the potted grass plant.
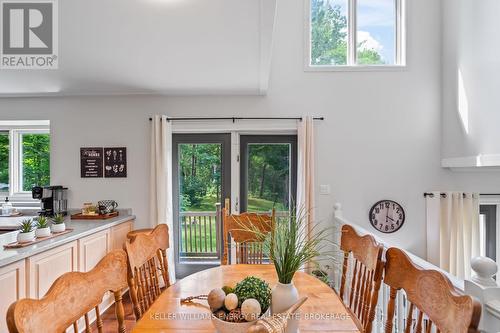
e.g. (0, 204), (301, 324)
(237, 206), (331, 333)
(35, 216), (51, 238)
(51, 213), (66, 233)
(17, 219), (35, 243)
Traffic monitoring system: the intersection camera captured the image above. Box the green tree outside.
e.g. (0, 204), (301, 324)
(0, 133), (50, 193)
(311, 0), (384, 66)
(179, 143), (290, 212)
(0, 133), (9, 191)
(22, 134), (50, 191)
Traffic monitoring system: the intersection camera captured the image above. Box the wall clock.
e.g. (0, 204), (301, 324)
(369, 200), (405, 233)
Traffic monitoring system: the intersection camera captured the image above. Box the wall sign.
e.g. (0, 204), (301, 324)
(104, 147), (127, 178)
(80, 148), (104, 178)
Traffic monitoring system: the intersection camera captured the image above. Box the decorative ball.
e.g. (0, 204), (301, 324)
(226, 308), (245, 323)
(213, 309), (227, 321)
(241, 298), (261, 322)
(234, 276), (271, 312)
(222, 285), (234, 295)
(207, 288), (226, 311)
(224, 293), (238, 311)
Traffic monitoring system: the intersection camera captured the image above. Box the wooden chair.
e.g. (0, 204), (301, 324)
(339, 224), (384, 333)
(6, 249), (128, 333)
(126, 228), (153, 241)
(383, 247), (481, 333)
(125, 224), (171, 320)
(222, 208), (275, 265)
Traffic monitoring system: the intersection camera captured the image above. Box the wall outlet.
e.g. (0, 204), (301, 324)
(319, 184), (331, 195)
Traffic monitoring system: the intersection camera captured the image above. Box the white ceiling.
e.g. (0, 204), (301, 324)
(0, 0), (277, 97)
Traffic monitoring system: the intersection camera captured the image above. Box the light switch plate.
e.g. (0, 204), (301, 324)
(319, 184), (331, 195)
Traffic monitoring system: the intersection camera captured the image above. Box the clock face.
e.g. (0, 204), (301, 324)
(369, 200), (405, 233)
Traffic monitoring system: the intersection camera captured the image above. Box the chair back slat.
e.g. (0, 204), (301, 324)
(361, 269), (374, 323)
(222, 208), (275, 265)
(405, 303), (414, 333)
(7, 250), (128, 333)
(95, 306), (103, 333)
(383, 247), (482, 333)
(340, 224), (384, 333)
(125, 224), (170, 320)
(84, 313), (91, 332)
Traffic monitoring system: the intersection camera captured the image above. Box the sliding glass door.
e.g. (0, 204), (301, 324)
(240, 135), (297, 213)
(172, 134), (231, 278)
(172, 133), (297, 277)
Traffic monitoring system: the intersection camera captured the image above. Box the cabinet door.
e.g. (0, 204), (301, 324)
(78, 229), (111, 273)
(0, 260), (26, 332)
(111, 221), (133, 250)
(27, 241), (78, 299)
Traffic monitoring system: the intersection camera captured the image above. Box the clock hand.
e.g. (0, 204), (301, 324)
(387, 216), (395, 222)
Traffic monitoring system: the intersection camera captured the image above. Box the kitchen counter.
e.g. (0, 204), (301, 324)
(0, 209), (135, 268)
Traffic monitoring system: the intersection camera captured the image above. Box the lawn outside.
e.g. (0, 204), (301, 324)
(183, 194), (286, 212)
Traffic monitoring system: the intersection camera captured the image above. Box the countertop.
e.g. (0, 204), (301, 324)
(0, 209), (135, 268)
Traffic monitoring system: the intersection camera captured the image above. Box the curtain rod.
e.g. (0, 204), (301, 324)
(148, 116), (325, 122)
(423, 192), (500, 198)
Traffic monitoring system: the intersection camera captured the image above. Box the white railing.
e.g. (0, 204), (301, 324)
(332, 203), (500, 333)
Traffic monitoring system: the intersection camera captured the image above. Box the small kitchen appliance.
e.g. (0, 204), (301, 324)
(32, 186), (68, 217)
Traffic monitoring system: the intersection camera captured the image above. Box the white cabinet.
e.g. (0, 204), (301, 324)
(78, 229), (111, 272)
(0, 260), (26, 333)
(27, 241), (78, 299)
(111, 221), (132, 250)
(1, 219), (134, 331)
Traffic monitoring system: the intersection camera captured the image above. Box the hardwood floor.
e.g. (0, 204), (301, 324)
(90, 292), (136, 332)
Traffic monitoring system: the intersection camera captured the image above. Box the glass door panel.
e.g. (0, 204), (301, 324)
(173, 134), (231, 278)
(240, 135), (297, 214)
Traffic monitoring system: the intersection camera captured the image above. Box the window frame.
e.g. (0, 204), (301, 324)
(304, 0), (407, 71)
(0, 121), (50, 201)
(480, 204), (497, 261)
(479, 198), (500, 266)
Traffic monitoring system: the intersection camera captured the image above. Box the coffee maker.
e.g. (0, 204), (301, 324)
(32, 186), (68, 217)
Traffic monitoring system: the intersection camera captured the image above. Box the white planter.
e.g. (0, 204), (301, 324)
(35, 227), (51, 238)
(211, 315), (256, 333)
(17, 230), (36, 243)
(271, 282), (300, 333)
(51, 223), (66, 233)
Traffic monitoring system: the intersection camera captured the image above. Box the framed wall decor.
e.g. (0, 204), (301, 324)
(80, 148), (104, 178)
(104, 147), (127, 178)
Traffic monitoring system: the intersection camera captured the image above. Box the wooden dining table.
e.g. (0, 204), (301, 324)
(132, 264), (362, 332)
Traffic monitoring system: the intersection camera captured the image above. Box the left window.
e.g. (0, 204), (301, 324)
(0, 121), (50, 199)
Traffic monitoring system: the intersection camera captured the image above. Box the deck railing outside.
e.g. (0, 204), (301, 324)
(179, 206), (289, 261)
(179, 211), (219, 260)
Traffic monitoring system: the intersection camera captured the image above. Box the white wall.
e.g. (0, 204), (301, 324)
(440, 0), (500, 200)
(442, 0), (500, 160)
(0, 0), (446, 257)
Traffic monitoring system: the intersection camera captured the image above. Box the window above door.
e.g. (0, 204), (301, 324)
(306, 0), (406, 71)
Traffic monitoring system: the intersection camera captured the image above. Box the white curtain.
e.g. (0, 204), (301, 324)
(150, 115), (176, 283)
(297, 116), (315, 243)
(425, 192), (480, 279)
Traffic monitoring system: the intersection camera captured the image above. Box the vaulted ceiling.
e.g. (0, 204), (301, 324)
(0, 0), (277, 97)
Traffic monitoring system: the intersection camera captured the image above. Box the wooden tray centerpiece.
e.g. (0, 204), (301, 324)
(71, 211), (119, 220)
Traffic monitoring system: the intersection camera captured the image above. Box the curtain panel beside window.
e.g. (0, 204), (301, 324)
(426, 192), (480, 279)
(150, 115), (176, 283)
(297, 116), (316, 272)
